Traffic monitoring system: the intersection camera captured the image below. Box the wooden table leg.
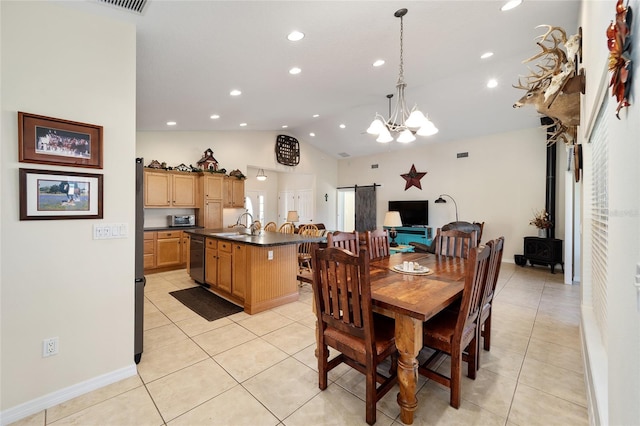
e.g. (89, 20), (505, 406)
(395, 314), (422, 424)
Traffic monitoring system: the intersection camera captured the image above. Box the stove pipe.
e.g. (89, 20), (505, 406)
(541, 117), (556, 239)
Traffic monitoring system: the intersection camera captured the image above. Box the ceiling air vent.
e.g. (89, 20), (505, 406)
(98, 0), (148, 14)
(338, 152), (350, 158)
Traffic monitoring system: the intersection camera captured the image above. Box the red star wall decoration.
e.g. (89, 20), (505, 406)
(401, 164), (427, 190)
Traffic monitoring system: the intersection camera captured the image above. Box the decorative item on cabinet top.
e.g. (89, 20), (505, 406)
(228, 169), (246, 180)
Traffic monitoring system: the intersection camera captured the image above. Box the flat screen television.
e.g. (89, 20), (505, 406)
(388, 200), (428, 226)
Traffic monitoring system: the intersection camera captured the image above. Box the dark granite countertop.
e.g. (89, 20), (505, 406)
(144, 226), (204, 232)
(184, 228), (325, 247)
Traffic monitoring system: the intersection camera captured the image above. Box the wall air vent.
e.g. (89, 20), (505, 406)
(338, 152), (350, 158)
(98, 0), (148, 14)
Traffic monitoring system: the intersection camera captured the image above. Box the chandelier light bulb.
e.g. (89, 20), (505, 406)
(405, 110), (427, 128)
(417, 120), (439, 136)
(376, 128), (394, 143)
(396, 129), (416, 143)
(367, 119), (385, 135)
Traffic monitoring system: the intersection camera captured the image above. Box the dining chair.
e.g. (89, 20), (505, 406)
(472, 221), (485, 244)
(434, 228), (478, 259)
(365, 229), (391, 261)
(298, 223), (319, 234)
(263, 221), (276, 232)
(278, 222), (295, 234)
(326, 231), (360, 255)
(477, 236), (505, 368)
(297, 227), (319, 273)
(310, 245), (397, 425)
(417, 244), (491, 408)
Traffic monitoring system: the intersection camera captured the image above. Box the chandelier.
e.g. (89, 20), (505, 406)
(367, 8), (438, 143)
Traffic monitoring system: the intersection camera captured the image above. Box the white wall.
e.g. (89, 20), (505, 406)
(1, 1), (137, 420)
(136, 131), (338, 229)
(579, 1), (640, 424)
(338, 127), (566, 262)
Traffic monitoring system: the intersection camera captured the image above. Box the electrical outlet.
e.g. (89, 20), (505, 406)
(268, 250), (273, 260)
(43, 337), (59, 357)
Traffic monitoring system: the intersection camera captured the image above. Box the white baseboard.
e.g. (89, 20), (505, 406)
(581, 305), (608, 425)
(0, 364), (137, 426)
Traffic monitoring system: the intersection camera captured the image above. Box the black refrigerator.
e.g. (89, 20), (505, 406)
(134, 158), (145, 363)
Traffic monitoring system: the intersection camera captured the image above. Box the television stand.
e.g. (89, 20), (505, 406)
(384, 226), (433, 247)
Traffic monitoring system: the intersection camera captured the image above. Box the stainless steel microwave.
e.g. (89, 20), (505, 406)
(169, 214), (195, 227)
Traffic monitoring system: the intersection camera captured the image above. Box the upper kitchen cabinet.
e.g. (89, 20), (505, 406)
(144, 169), (197, 208)
(224, 176), (245, 208)
(198, 174), (224, 229)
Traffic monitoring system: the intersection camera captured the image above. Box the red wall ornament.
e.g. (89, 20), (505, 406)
(606, 0), (633, 118)
(400, 164), (427, 190)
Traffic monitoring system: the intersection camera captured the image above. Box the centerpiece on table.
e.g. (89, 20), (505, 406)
(530, 209), (553, 238)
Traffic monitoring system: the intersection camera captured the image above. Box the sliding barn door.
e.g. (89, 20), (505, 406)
(355, 186), (376, 232)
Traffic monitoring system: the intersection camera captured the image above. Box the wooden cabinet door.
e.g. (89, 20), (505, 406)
(205, 239), (218, 287)
(172, 174), (197, 207)
(232, 243), (247, 300)
(203, 175), (224, 199)
(182, 232), (189, 268)
(144, 171), (171, 207)
(143, 231), (156, 270)
(156, 231), (182, 267)
(204, 199), (223, 229)
(231, 179), (245, 208)
(217, 241), (233, 293)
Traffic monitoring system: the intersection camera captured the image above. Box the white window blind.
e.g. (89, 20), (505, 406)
(590, 98), (609, 342)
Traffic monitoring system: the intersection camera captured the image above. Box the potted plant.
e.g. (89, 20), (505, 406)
(530, 209), (553, 237)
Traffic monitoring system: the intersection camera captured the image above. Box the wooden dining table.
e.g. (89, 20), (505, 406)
(368, 252), (468, 425)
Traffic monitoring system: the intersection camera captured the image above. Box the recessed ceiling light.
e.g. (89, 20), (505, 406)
(230, 89), (242, 96)
(480, 52), (494, 59)
(282, 125), (288, 129)
(289, 67), (302, 75)
(501, 0), (522, 11)
(373, 59), (385, 67)
(210, 114), (220, 119)
(487, 79), (498, 88)
(309, 132), (316, 137)
(166, 121), (176, 126)
(312, 114), (319, 118)
(339, 124), (346, 129)
(240, 123), (247, 127)
(287, 30), (305, 41)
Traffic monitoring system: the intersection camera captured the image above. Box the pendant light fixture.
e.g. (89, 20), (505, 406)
(256, 169), (267, 181)
(367, 8), (438, 143)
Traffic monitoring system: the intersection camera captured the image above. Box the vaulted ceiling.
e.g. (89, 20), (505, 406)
(64, 0), (581, 158)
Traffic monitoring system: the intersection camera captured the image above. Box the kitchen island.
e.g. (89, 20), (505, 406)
(185, 228), (323, 314)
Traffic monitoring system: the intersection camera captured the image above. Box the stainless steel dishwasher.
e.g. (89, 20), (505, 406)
(189, 234), (206, 285)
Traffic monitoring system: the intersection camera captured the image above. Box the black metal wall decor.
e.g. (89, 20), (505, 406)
(275, 135), (300, 166)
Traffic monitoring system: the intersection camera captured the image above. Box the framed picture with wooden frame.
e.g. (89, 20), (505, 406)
(18, 112), (103, 169)
(19, 168), (103, 220)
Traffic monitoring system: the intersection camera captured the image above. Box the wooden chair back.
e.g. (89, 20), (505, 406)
(434, 228), (477, 258)
(478, 237), (505, 357)
(473, 222), (485, 244)
(326, 231), (360, 255)
(263, 221), (276, 232)
(311, 245), (397, 424)
(298, 223), (319, 234)
(418, 244), (491, 408)
(298, 227), (320, 272)
(365, 229), (390, 261)
(278, 222), (295, 234)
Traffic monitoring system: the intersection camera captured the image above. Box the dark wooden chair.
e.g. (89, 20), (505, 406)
(297, 227), (320, 273)
(434, 228), (478, 259)
(418, 244), (491, 408)
(477, 237), (505, 367)
(326, 231), (360, 255)
(263, 221), (276, 232)
(311, 245), (397, 425)
(365, 229), (391, 261)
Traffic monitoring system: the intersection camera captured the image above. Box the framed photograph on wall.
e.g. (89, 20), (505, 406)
(19, 168), (103, 220)
(18, 112), (103, 169)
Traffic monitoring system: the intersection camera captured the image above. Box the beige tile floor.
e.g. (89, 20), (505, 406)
(14, 262), (588, 426)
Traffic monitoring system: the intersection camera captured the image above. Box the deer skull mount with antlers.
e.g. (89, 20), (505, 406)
(513, 25), (585, 145)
